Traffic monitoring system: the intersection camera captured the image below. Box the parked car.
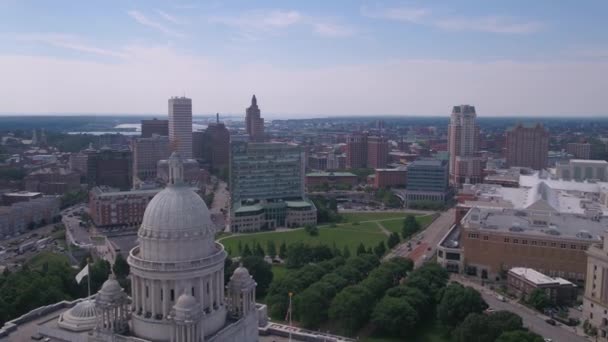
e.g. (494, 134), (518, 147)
(545, 319), (556, 326)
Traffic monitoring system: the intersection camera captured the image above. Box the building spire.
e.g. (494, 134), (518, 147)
(251, 94), (257, 106)
(216, 112), (220, 124)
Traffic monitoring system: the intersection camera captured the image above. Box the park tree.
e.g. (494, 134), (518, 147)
(495, 330), (544, 342)
(329, 285), (374, 335)
(404, 263), (450, 302)
(387, 232), (400, 248)
(238, 241), (243, 254)
(342, 245), (351, 259)
(253, 242), (265, 257)
(112, 254), (130, 279)
(267, 240), (277, 258)
(402, 215), (420, 239)
(527, 288), (551, 311)
(356, 243), (366, 255)
(242, 244), (253, 257)
(304, 224), (319, 236)
(437, 283), (487, 329)
(371, 296), (419, 337)
(242, 256), (273, 297)
(373, 241), (387, 258)
(278, 242), (287, 259)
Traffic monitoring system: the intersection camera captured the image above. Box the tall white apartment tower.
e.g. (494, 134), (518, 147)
(168, 96), (193, 158)
(448, 105), (482, 186)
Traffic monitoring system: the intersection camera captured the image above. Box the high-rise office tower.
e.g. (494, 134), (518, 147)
(448, 105), (482, 186)
(202, 113), (230, 172)
(229, 142), (316, 232)
(245, 95), (264, 142)
(141, 118), (169, 138)
(168, 96), (193, 158)
(133, 134), (171, 186)
(367, 136), (389, 169)
(86, 147), (132, 190)
(505, 123), (549, 170)
(346, 133), (368, 169)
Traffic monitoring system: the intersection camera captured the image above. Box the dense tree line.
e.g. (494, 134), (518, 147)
(266, 256), (346, 318)
(0, 252), (131, 326)
(293, 254), (381, 328)
(370, 262), (449, 338)
(310, 196), (342, 223)
(328, 257), (414, 334)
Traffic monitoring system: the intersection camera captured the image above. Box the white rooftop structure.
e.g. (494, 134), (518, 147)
(461, 170), (608, 216)
(509, 267), (575, 287)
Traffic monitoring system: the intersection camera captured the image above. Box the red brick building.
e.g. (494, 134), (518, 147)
(374, 168), (407, 189)
(367, 136), (389, 169)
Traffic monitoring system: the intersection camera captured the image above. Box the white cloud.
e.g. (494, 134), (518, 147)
(209, 10), (354, 40)
(0, 47), (606, 117)
(127, 10), (184, 38)
(361, 6), (430, 23)
(12, 33), (128, 58)
(435, 16), (543, 34)
(155, 10), (181, 25)
(363, 6), (542, 34)
(312, 22), (355, 38)
(209, 10), (302, 33)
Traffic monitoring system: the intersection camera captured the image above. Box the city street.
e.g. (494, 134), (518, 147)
(452, 274), (589, 342)
(385, 208), (455, 267)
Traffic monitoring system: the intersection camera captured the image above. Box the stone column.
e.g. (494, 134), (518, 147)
(151, 280), (157, 317)
(162, 281), (169, 318)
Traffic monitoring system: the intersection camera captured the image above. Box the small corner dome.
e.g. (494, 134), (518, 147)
(98, 276), (123, 299)
(69, 300), (96, 318)
(174, 293), (198, 311)
(230, 265), (253, 283)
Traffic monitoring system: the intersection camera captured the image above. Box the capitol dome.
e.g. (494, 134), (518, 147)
(137, 152), (216, 262)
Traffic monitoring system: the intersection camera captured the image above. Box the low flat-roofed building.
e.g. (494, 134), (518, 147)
(2, 191), (42, 205)
(231, 199), (317, 233)
(557, 159), (608, 182)
(24, 167), (81, 195)
(0, 196), (60, 238)
(507, 267), (576, 305)
(374, 167), (407, 189)
(305, 171), (358, 188)
(460, 207), (607, 283)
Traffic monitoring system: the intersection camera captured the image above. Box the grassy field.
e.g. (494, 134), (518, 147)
(27, 251), (70, 269)
(380, 215), (436, 234)
(341, 212), (414, 223)
(219, 212), (439, 257)
(220, 222), (387, 257)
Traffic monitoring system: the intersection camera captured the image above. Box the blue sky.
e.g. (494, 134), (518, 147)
(0, 0), (607, 117)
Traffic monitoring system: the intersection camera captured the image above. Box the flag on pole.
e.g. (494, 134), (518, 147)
(75, 264), (89, 284)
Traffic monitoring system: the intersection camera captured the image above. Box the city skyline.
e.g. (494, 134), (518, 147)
(0, 1), (607, 117)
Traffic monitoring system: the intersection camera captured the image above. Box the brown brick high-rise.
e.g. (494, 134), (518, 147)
(505, 123), (549, 170)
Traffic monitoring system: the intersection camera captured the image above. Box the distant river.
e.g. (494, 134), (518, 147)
(67, 123), (207, 135)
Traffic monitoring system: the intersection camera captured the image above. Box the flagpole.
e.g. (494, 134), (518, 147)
(87, 258), (91, 297)
(288, 292), (293, 342)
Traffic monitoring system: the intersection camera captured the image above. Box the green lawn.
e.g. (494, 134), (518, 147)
(380, 215), (436, 234)
(219, 223), (387, 257)
(27, 251), (70, 269)
(341, 212), (412, 223)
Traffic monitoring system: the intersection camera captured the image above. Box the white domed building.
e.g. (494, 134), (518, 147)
(0, 153), (262, 342)
(96, 152), (260, 342)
